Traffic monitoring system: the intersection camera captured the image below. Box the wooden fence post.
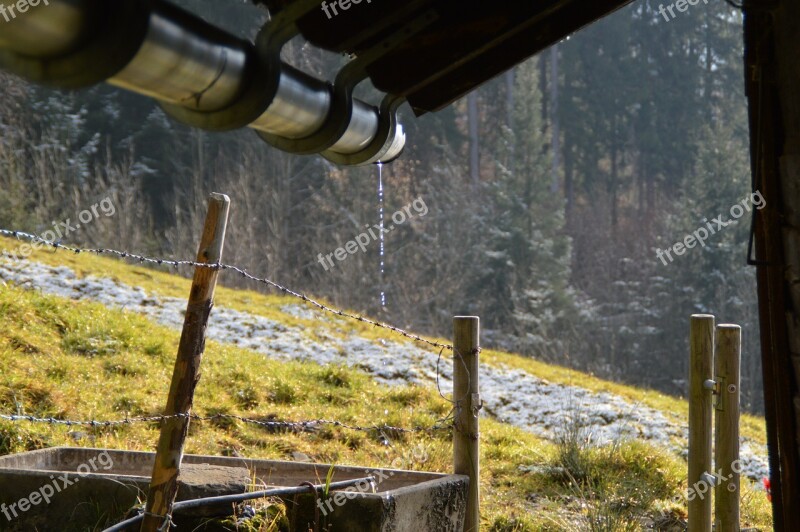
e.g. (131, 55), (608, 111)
(689, 314), (715, 532)
(453, 316), (480, 532)
(140, 193), (230, 532)
(715, 324), (741, 531)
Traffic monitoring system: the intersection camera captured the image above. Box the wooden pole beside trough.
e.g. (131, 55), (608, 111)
(688, 314), (715, 532)
(453, 316), (480, 532)
(140, 193), (231, 532)
(715, 324), (741, 531)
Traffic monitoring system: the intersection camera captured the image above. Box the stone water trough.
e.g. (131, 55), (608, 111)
(0, 447), (468, 531)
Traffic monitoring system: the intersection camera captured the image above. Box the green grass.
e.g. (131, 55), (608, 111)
(0, 237), (773, 529)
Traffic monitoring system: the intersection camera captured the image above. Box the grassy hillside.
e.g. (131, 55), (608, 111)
(0, 237), (772, 530)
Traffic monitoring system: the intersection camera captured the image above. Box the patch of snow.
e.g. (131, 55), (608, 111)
(0, 258), (769, 480)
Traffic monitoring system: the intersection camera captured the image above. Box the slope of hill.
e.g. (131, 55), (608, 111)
(0, 236), (772, 530)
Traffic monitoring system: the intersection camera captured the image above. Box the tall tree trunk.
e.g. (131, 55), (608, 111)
(550, 46), (561, 195)
(505, 69), (515, 129)
(505, 68), (516, 169)
(704, 9), (714, 124)
(540, 53), (549, 146)
(564, 132), (574, 225)
(638, 155), (645, 215)
(468, 91), (480, 187)
(646, 155), (656, 223)
(610, 133), (619, 231)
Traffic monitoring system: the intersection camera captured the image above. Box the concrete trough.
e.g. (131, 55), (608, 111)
(0, 447), (468, 531)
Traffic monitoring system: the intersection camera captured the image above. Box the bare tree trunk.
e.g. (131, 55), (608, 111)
(539, 54), (548, 143)
(505, 69), (515, 129)
(610, 133), (619, 231)
(468, 91), (480, 187)
(550, 45), (561, 195)
(505, 68), (516, 169)
(564, 132), (574, 225)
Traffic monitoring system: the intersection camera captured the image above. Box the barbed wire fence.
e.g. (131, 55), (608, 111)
(0, 229), (453, 351)
(0, 227), (464, 435)
(0, 198), (482, 530)
(0, 413), (455, 435)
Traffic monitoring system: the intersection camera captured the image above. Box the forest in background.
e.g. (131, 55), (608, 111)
(0, 0), (762, 412)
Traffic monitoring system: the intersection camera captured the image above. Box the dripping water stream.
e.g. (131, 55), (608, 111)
(377, 162), (386, 309)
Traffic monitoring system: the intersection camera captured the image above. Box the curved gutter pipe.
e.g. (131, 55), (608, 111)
(0, 0), (405, 165)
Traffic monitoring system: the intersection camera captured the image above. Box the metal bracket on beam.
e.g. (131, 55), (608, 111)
(322, 93), (406, 165)
(261, 9), (436, 157)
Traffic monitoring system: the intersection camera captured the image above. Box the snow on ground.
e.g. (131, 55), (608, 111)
(0, 258), (769, 480)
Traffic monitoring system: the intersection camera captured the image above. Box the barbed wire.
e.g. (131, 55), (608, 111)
(220, 263), (452, 350)
(437, 347), (476, 406)
(0, 229), (453, 350)
(0, 412), (454, 434)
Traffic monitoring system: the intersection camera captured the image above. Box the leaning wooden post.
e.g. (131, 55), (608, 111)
(140, 193), (230, 532)
(715, 324), (741, 532)
(688, 314), (715, 532)
(453, 316), (480, 532)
